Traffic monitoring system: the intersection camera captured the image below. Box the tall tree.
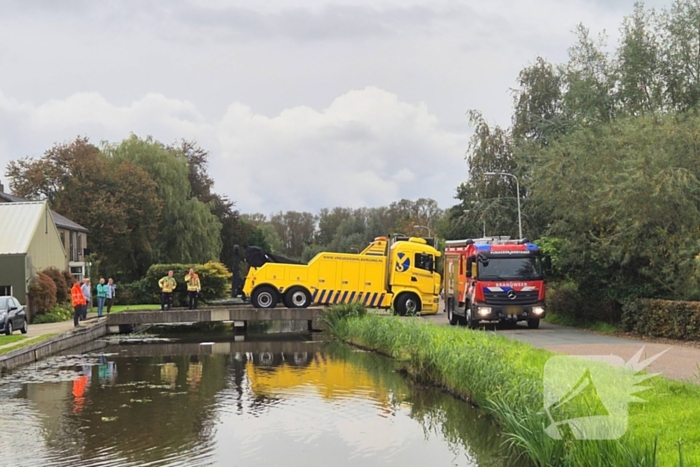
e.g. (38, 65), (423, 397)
(105, 135), (222, 264)
(659, 0), (700, 111)
(616, 3), (664, 115)
(562, 25), (616, 125)
(270, 211), (316, 258)
(6, 137), (162, 280)
(512, 56), (566, 145)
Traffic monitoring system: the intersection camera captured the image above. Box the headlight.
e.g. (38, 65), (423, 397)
(477, 307), (492, 316)
(532, 306), (545, 315)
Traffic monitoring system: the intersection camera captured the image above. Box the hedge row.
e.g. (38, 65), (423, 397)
(621, 298), (700, 340)
(117, 262), (232, 307)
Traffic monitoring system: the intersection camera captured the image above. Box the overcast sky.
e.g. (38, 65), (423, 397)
(0, 0), (672, 215)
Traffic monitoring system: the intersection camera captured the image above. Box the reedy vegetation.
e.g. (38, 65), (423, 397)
(323, 307), (698, 466)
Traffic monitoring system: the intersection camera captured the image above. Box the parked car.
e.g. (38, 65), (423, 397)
(0, 296), (28, 335)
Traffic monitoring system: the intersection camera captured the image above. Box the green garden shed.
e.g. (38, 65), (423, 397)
(0, 201), (67, 306)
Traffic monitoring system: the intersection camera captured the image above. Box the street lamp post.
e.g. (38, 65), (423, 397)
(413, 224), (432, 238)
(484, 172), (522, 239)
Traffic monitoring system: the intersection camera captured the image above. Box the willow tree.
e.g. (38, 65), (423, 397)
(104, 135), (222, 265)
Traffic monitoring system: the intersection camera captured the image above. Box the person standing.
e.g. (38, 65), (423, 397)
(81, 278), (91, 320)
(158, 270), (176, 311)
(96, 278), (107, 317)
(185, 268), (201, 310)
(105, 278), (116, 314)
(71, 278), (86, 327)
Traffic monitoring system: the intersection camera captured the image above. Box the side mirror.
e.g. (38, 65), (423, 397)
(9, 306), (17, 311)
(466, 257), (473, 278)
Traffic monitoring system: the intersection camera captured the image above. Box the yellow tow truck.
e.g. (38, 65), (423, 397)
(241, 235), (441, 315)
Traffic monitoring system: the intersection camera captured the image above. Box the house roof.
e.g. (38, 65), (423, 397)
(51, 211), (90, 233)
(0, 191), (27, 203)
(0, 191), (89, 233)
(0, 201), (48, 254)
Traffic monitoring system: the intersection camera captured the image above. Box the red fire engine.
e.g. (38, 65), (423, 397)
(442, 236), (550, 329)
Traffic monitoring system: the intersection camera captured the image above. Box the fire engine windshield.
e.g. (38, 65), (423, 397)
(478, 256), (543, 281)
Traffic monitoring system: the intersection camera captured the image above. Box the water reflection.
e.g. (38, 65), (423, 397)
(0, 335), (514, 467)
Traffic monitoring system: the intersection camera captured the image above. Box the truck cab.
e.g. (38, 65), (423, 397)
(443, 237), (548, 329)
(387, 236), (442, 315)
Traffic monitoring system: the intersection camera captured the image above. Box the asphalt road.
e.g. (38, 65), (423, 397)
(421, 311), (700, 383)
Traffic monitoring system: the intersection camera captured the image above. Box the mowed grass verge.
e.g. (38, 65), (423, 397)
(0, 335), (26, 347)
(108, 304), (162, 313)
(0, 334), (57, 356)
(325, 310), (698, 466)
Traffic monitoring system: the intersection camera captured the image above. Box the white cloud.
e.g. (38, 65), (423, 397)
(0, 0), (671, 214)
(215, 86), (467, 213)
(0, 86), (468, 214)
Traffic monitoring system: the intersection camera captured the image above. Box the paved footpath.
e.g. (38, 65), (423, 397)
(422, 312), (700, 383)
(0, 312), (103, 352)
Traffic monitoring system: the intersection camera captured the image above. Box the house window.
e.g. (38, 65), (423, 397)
(77, 233), (82, 259)
(70, 266), (84, 281)
(0, 285), (12, 296)
(70, 232), (75, 262)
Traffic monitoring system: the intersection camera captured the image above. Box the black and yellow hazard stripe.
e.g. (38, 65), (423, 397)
(312, 289), (385, 307)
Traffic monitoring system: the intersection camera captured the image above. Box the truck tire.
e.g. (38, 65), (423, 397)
(285, 287), (311, 308)
(448, 307), (459, 326)
(528, 318), (540, 329)
(252, 286), (278, 309)
(466, 306), (478, 330)
(395, 293), (421, 316)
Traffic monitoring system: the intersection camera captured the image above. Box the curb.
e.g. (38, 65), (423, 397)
(0, 321), (108, 372)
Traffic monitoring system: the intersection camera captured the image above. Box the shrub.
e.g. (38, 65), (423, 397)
(545, 279), (582, 318)
(545, 279), (621, 324)
(28, 272), (57, 313)
(116, 279), (154, 305)
(33, 304), (74, 324)
(144, 262), (232, 307)
(621, 298), (700, 340)
(42, 267), (71, 304)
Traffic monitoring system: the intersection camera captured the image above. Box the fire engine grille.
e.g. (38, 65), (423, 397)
(484, 290), (539, 305)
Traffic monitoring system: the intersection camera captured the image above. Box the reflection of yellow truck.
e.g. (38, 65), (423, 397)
(242, 235), (441, 315)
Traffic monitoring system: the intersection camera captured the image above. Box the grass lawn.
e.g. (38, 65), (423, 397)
(328, 310), (700, 466)
(108, 304), (162, 313)
(0, 334), (57, 355)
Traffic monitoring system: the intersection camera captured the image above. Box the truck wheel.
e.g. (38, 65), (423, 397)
(285, 287), (311, 308)
(395, 293), (421, 316)
(466, 307), (478, 330)
(448, 308), (459, 326)
(252, 286), (278, 309)
(528, 318), (540, 329)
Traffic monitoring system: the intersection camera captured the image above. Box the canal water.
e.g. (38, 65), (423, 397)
(0, 331), (513, 467)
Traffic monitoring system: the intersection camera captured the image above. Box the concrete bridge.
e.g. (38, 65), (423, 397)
(105, 306), (328, 333)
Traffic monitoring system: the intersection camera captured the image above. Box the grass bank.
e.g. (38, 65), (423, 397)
(0, 334), (57, 355)
(323, 306), (698, 466)
(0, 335), (26, 347)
